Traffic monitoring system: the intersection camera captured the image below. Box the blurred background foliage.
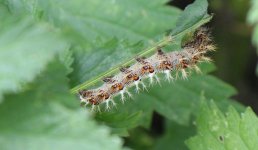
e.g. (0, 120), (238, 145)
(209, 0), (258, 112)
(0, 0), (257, 150)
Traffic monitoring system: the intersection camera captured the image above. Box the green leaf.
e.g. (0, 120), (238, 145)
(7, 0), (181, 44)
(172, 0), (209, 36)
(0, 61), (123, 150)
(0, 7), (67, 102)
(95, 111), (142, 136)
(154, 120), (195, 150)
(59, 48), (74, 74)
(186, 101), (258, 150)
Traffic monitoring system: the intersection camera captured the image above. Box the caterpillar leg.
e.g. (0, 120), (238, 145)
(164, 70), (173, 82)
(181, 69), (188, 80)
(120, 89), (126, 103)
(91, 105), (96, 112)
(134, 80), (140, 93)
(105, 99), (116, 111)
(148, 72), (155, 85)
(193, 65), (202, 74)
(126, 90), (133, 99)
(141, 81), (149, 92)
(154, 74), (161, 86)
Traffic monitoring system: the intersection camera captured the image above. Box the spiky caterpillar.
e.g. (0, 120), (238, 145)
(78, 27), (215, 111)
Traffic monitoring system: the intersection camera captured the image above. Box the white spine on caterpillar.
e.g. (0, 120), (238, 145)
(78, 27), (216, 111)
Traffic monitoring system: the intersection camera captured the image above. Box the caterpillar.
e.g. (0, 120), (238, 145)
(78, 27), (215, 111)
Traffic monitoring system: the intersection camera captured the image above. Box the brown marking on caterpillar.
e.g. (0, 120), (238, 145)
(110, 82), (124, 94)
(78, 90), (101, 105)
(96, 90), (110, 102)
(79, 90), (94, 99)
(102, 76), (115, 83)
(179, 53), (191, 69)
(156, 48), (170, 61)
(88, 97), (99, 105)
(133, 73), (140, 81)
(122, 72), (140, 85)
(120, 66), (131, 74)
(157, 47), (165, 56)
(163, 60), (173, 70)
(141, 64), (155, 75)
(183, 27), (214, 53)
(121, 73), (133, 85)
(136, 57), (148, 64)
(120, 66), (139, 84)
